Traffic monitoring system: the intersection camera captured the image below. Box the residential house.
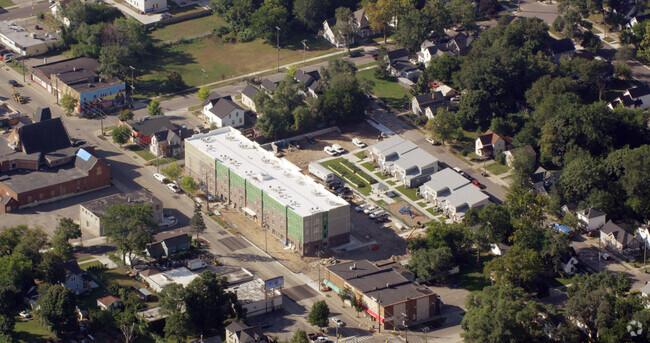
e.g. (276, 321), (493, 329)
(600, 220), (641, 255)
(294, 69), (322, 97)
(31, 57), (126, 114)
(419, 168), (470, 208)
(637, 224), (650, 249)
(383, 48), (409, 65)
(203, 96), (245, 128)
(322, 18), (347, 48)
(491, 243), (509, 256)
(0, 118), (110, 213)
(241, 84), (260, 113)
(225, 322), (268, 343)
(123, 116), (178, 145)
(626, 13), (650, 28)
(62, 260), (90, 295)
(321, 9), (377, 47)
(640, 282), (650, 308)
(392, 148), (439, 188)
(576, 207), (607, 232)
(412, 92), (445, 117)
(613, 86), (650, 110)
(79, 189), (163, 236)
(446, 33), (475, 56)
(366, 135), (418, 172)
(532, 166), (560, 195)
(352, 9), (378, 38)
(150, 128), (186, 158)
(97, 295), (122, 310)
(562, 203), (579, 214)
(227, 278), (282, 317)
(323, 260), (441, 330)
(475, 130), (505, 157)
(260, 79), (279, 93)
(503, 145), (537, 167)
(549, 38), (576, 63)
(124, 0), (167, 13)
(561, 256), (579, 276)
(389, 60), (421, 81)
(607, 94), (643, 110)
(417, 41), (448, 67)
(443, 184), (490, 222)
(146, 234), (191, 258)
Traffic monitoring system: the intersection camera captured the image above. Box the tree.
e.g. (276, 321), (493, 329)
(581, 31), (602, 54)
(333, 7), (356, 52)
(100, 203), (155, 267)
(425, 108), (458, 145)
(164, 312), (190, 343)
(293, 0), (328, 30)
(462, 285), (546, 342)
(309, 300), (330, 329)
(51, 218), (81, 261)
(97, 45), (134, 80)
(197, 87), (211, 102)
(180, 176), (197, 195)
(162, 162), (182, 181)
(316, 82), (369, 124)
(351, 294), (364, 317)
(483, 246), (542, 292)
(613, 61), (632, 80)
(478, 0), (500, 16)
(111, 126), (131, 147)
(61, 94), (78, 114)
(447, 0), (476, 30)
(184, 271), (239, 333)
(147, 99), (163, 116)
(167, 71), (185, 91)
(118, 109), (134, 122)
(35, 284), (77, 336)
(37, 252), (65, 284)
(159, 283), (186, 315)
(0, 253), (32, 293)
(407, 246), (453, 282)
(189, 205), (206, 247)
(394, 9), (432, 52)
(0, 315), (14, 336)
(425, 54), (461, 86)
(509, 149), (537, 190)
(365, 0), (393, 43)
(291, 330), (309, 343)
(250, 0), (290, 44)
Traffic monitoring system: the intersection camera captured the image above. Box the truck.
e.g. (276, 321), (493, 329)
(308, 162), (335, 182)
(187, 259), (207, 271)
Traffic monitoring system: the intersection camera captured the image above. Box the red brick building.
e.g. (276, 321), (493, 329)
(0, 116), (110, 213)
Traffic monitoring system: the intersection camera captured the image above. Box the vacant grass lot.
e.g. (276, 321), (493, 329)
(13, 318), (56, 343)
(485, 162), (510, 176)
(128, 145), (156, 161)
(139, 34), (339, 94)
(357, 69), (412, 109)
(150, 15), (225, 42)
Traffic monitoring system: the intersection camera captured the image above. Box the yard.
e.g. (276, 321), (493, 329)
(138, 34), (340, 94)
(321, 158), (372, 196)
(127, 145), (156, 161)
(451, 256), (494, 294)
(485, 162), (510, 176)
(449, 129), (482, 156)
(357, 69), (412, 109)
(395, 185), (420, 201)
(0, 0), (14, 8)
(150, 15), (225, 42)
(361, 161), (376, 172)
(13, 318), (56, 343)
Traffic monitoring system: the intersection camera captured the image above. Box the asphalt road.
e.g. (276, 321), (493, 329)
(0, 0), (52, 21)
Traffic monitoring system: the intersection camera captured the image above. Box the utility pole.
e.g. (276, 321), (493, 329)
(644, 238), (647, 273)
(301, 39), (309, 66)
(423, 327), (428, 343)
(376, 296), (381, 333)
(129, 66), (135, 108)
(201, 67), (207, 86)
(21, 57), (25, 82)
(275, 26), (280, 72)
(316, 250), (322, 290)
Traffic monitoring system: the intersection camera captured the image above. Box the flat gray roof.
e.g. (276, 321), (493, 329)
(445, 184), (489, 209)
(422, 168), (469, 193)
(369, 135), (418, 160)
(393, 148), (438, 175)
(81, 189), (161, 215)
(0, 21), (59, 49)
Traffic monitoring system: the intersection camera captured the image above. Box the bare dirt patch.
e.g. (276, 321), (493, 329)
(386, 200), (426, 227)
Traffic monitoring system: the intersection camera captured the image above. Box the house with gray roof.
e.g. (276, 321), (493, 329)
(146, 234), (191, 258)
(412, 92), (445, 116)
(260, 79), (279, 92)
(443, 184), (489, 222)
(62, 260), (91, 295)
(392, 148), (439, 188)
(419, 168), (470, 207)
(294, 69), (321, 97)
(366, 135), (418, 172)
(225, 322), (268, 343)
(600, 221), (641, 255)
(240, 84), (260, 113)
(203, 96), (245, 128)
(576, 207), (607, 231)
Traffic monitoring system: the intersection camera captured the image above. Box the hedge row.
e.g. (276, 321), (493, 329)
(339, 159), (377, 185)
(326, 163), (366, 188)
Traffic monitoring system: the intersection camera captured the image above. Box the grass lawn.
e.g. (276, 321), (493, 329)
(550, 277), (573, 287)
(157, 157), (177, 165)
(0, 0), (14, 8)
(361, 162), (376, 172)
(150, 15), (225, 42)
(603, 36), (614, 43)
(485, 162), (510, 176)
(127, 145), (156, 161)
(13, 318), (56, 342)
(357, 69), (411, 109)
(451, 257), (494, 294)
(374, 171), (388, 180)
(416, 201), (427, 207)
(320, 158), (372, 196)
(386, 180), (396, 186)
(79, 260), (103, 271)
(102, 267), (143, 289)
(139, 34), (339, 94)
(376, 199), (387, 206)
(354, 151), (366, 159)
(427, 208), (439, 215)
(450, 129), (482, 156)
(395, 185), (420, 201)
(77, 256), (95, 263)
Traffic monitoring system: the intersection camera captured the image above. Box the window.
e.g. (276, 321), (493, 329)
(96, 167), (102, 175)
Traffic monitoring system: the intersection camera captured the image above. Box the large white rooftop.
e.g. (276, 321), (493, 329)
(186, 127), (348, 217)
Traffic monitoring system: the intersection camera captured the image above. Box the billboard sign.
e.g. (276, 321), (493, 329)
(264, 276), (284, 290)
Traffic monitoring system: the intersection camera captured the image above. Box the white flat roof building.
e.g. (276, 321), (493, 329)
(227, 278), (282, 317)
(0, 21), (59, 57)
(144, 267), (199, 292)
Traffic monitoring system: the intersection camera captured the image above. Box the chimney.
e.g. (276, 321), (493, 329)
(43, 57), (47, 64)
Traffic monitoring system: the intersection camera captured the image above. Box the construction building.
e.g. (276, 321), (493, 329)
(185, 127), (350, 255)
(324, 260), (441, 330)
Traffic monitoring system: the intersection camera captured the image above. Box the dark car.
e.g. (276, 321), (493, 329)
(349, 51), (362, 57)
(8, 80), (17, 86)
(375, 216), (390, 223)
(290, 140), (302, 149)
(306, 136), (316, 144)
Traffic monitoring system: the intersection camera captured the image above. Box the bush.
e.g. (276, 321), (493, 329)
(460, 149), (469, 156)
(494, 150), (506, 164)
(213, 25), (231, 37)
(223, 32), (237, 43)
(237, 28), (255, 43)
(413, 116), (428, 126)
(37, 12), (45, 20)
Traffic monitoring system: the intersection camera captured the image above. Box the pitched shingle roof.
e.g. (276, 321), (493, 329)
(33, 107), (52, 122)
(601, 220), (637, 246)
(19, 117), (71, 155)
(414, 92), (444, 108)
(627, 85), (650, 99)
(62, 260), (84, 277)
(579, 207), (606, 219)
(208, 97), (243, 119)
(201, 92), (223, 107)
(477, 130), (502, 146)
(260, 79), (279, 91)
(127, 117), (176, 136)
(162, 234), (191, 248)
(386, 48), (409, 60)
(241, 84), (260, 99)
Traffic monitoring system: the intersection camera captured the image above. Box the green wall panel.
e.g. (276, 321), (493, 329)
(287, 209), (304, 243)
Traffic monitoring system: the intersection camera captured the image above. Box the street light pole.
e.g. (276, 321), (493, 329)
(275, 26), (280, 72)
(301, 39), (309, 66)
(129, 66), (135, 108)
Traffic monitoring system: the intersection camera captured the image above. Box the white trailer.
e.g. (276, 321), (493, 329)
(308, 162), (335, 182)
(187, 259), (207, 271)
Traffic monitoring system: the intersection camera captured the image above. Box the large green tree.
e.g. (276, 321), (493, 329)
(250, 0), (290, 44)
(189, 204), (207, 247)
(309, 300), (330, 329)
(51, 218), (81, 261)
(184, 271), (240, 333)
(111, 126), (131, 146)
(100, 203), (155, 267)
(407, 246), (453, 282)
(483, 246), (542, 292)
(35, 284), (77, 336)
(333, 7), (356, 52)
(425, 107), (459, 146)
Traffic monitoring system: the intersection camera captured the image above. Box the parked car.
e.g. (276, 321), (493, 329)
(355, 204), (367, 212)
(369, 210), (385, 219)
(588, 230), (600, 237)
(471, 179), (484, 189)
(375, 216), (390, 223)
(349, 51), (362, 57)
(167, 183), (180, 193)
(426, 137), (436, 145)
(352, 138), (366, 147)
(364, 206), (378, 214)
(324, 146), (338, 156)
(331, 317), (344, 326)
(153, 173), (167, 183)
(19, 311), (31, 319)
(332, 144), (345, 154)
(453, 167), (462, 174)
(8, 80), (17, 86)
(461, 172), (472, 180)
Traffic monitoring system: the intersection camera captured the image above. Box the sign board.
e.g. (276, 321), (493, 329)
(264, 276), (284, 290)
